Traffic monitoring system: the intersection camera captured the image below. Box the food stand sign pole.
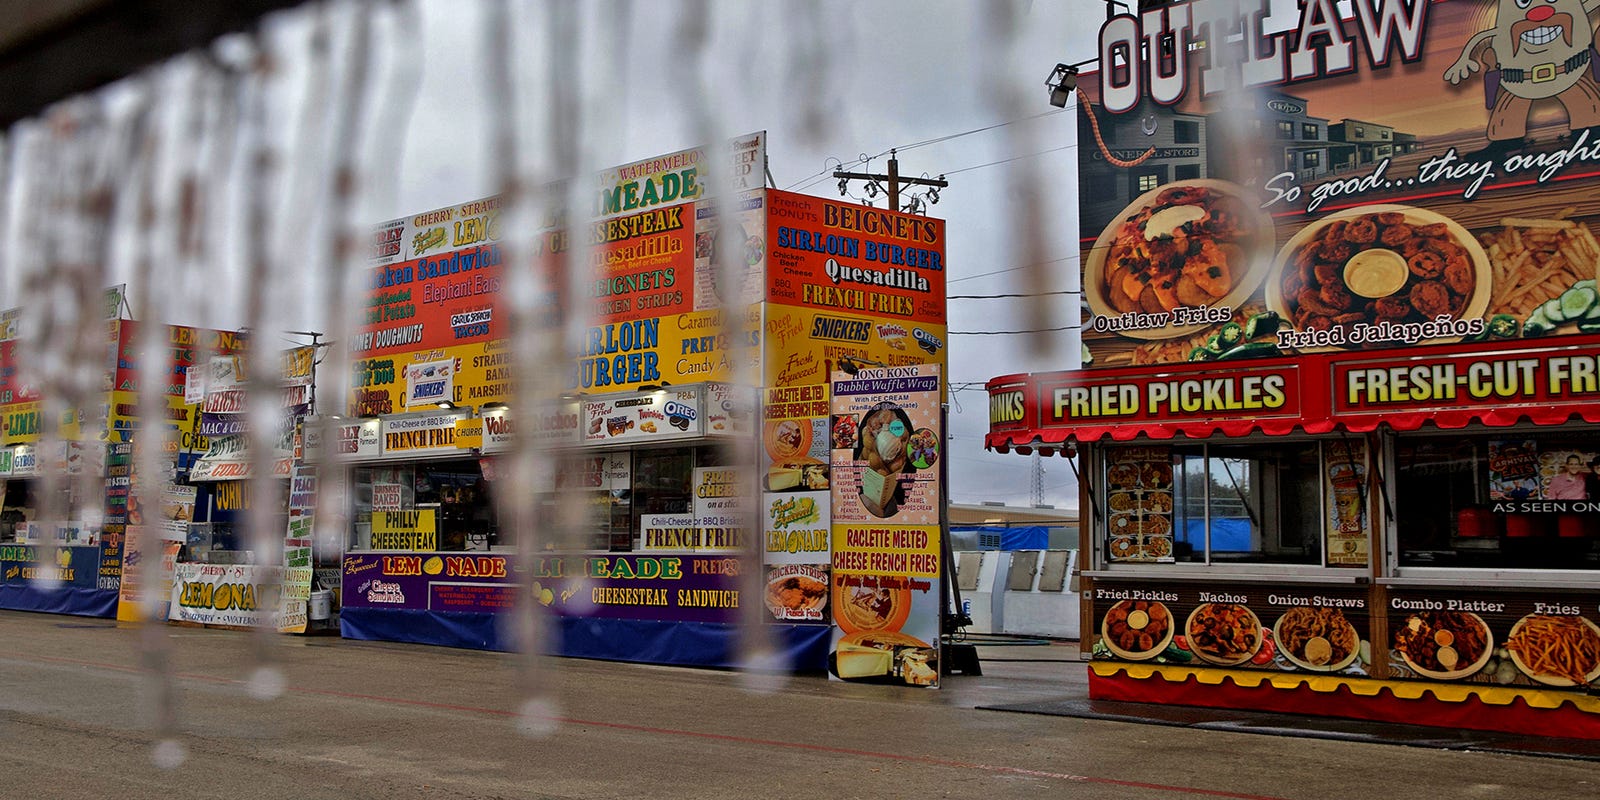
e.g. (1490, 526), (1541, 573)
(938, 401), (980, 675)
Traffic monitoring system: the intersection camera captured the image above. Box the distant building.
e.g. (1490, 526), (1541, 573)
(1331, 119), (1423, 164)
(1078, 99), (1210, 233)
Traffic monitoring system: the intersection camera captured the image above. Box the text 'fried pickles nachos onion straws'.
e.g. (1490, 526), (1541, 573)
(1504, 614), (1600, 687)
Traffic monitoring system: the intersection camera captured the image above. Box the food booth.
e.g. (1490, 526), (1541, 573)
(987, 0), (1600, 737)
(339, 134), (949, 675)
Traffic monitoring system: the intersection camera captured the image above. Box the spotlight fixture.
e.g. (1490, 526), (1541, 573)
(1046, 58), (1098, 108)
(436, 401), (456, 409)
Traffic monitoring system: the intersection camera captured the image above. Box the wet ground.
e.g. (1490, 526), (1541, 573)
(1, 612), (1596, 799)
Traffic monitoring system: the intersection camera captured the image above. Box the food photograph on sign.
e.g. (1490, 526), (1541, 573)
(1076, 0), (1600, 369)
(1387, 592), (1600, 688)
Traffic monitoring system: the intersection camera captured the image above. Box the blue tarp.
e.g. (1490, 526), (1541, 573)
(950, 525), (1050, 550)
(1178, 517), (1253, 553)
(0, 586), (118, 618)
(340, 608), (832, 671)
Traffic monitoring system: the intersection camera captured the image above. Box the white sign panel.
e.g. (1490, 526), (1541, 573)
(379, 411), (469, 457)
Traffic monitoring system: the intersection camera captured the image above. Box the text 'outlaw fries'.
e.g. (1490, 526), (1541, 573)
(1504, 614), (1600, 687)
(1092, 181), (1270, 334)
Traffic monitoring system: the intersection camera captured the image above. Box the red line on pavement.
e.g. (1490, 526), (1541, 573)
(10, 651), (1287, 800)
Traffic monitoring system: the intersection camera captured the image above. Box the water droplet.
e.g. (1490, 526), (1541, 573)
(151, 738), (187, 769)
(246, 665), (285, 700)
(736, 650), (788, 695)
(515, 696), (559, 738)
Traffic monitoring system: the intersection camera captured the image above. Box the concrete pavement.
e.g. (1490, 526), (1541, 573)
(1, 611), (1596, 799)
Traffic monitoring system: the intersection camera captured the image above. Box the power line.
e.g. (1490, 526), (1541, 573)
(948, 256), (1073, 285)
(949, 289), (1079, 299)
(787, 108), (1067, 194)
(949, 324), (1081, 335)
(943, 143), (1077, 176)
(895, 109), (1067, 153)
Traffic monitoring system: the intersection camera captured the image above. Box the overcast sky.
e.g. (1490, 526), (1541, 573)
(381, 0), (1100, 508)
(1, 0), (1113, 509)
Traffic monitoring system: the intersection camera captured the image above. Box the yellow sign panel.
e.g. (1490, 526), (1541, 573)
(763, 303), (946, 388)
(370, 510), (438, 550)
(830, 524), (941, 578)
(351, 342), (510, 417)
(453, 418), (483, 449)
(1, 400), (85, 446)
(106, 390), (209, 453)
(573, 306), (760, 394)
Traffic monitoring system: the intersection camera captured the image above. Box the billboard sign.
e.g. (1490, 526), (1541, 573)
(1077, 1), (1600, 369)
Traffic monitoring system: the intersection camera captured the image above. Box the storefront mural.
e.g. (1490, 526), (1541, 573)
(1077, 0), (1600, 369)
(1090, 580), (1375, 677)
(1387, 589), (1600, 689)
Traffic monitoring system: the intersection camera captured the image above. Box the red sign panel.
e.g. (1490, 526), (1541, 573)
(765, 190), (946, 325)
(1037, 364), (1303, 427)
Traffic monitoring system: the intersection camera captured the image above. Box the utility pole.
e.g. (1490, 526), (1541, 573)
(833, 149), (948, 213)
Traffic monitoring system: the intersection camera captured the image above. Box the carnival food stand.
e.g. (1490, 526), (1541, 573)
(339, 134), (948, 673)
(987, 0), (1600, 737)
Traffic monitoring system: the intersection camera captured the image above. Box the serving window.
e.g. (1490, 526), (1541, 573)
(1393, 430), (1600, 572)
(1100, 440), (1336, 569)
(533, 445), (721, 552)
(349, 459), (494, 552)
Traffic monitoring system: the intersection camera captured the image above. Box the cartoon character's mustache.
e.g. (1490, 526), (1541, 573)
(1509, 13), (1572, 57)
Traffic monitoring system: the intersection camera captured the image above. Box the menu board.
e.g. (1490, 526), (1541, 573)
(828, 364), (942, 687)
(760, 384), (832, 624)
(1090, 580), (1373, 677)
(1387, 589), (1600, 692)
(1105, 447), (1175, 563)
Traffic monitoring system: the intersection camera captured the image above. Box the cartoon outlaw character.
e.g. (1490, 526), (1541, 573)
(1444, 0), (1600, 153)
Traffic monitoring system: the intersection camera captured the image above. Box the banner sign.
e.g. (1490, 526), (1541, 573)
(1077, 0), (1600, 370)
(830, 365), (942, 525)
(335, 418), (383, 460)
(167, 563), (313, 632)
(187, 434), (293, 482)
(581, 386), (702, 444)
(763, 303), (945, 388)
(115, 535), (181, 622)
(1040, 364), (1303, 427)
(379, 411), (468, 457)
(369, 509), (438, 551)
(0, 543), (104, 591)
(595, 133), (766, 218)
(339, 552), (744, 624)
(766, 190), (946, 326)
